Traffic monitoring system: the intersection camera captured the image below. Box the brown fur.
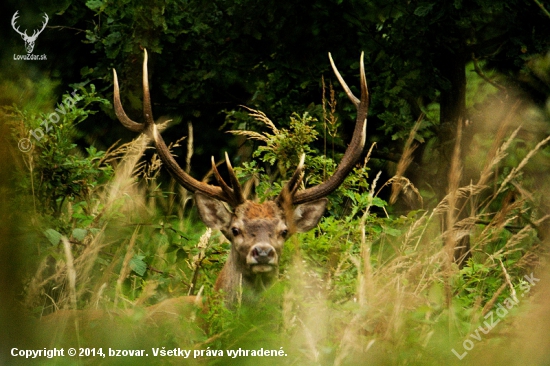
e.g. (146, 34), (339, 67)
(240, 201), (278, 219)
(196, 194), (326, 305)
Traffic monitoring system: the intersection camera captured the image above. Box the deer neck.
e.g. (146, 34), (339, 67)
(215, 246), (279, 304)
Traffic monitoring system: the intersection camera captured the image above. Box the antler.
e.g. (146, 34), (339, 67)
(30, 13), (49, 40)
(11, 11), (49, 40)
(113, 49), (245, 207)
(285, 52), (369, 205)
(11, 11), (26, 38)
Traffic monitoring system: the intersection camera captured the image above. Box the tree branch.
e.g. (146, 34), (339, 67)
(467, 33), (510, 54)
(471, 53), (507, 92)
(533, 0), (550, 19)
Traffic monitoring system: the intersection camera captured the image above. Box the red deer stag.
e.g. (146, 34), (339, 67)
(113, 50), (369, 305)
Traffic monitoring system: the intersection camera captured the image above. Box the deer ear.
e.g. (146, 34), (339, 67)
(195, 192), (232, 230)
(293, 198), (327, 233)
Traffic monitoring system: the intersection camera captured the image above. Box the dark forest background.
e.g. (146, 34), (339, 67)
(2, 0), (549, 199)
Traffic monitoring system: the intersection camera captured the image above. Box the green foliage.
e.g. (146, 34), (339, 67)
(6, 85), (111, 220)
(230, 107), (375, 216)
(254, 112), (319, 174)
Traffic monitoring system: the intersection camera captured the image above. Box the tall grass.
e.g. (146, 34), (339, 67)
(2, 83), (549, 366)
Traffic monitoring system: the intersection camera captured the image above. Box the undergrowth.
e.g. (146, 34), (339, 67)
(3, 79), (550, 366)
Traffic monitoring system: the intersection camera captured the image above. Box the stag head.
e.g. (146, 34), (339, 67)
(113, 50), (369, 304)
(11, 11), (49, 54)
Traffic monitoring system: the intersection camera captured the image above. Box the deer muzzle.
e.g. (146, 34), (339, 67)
(247, 243), (277, 273)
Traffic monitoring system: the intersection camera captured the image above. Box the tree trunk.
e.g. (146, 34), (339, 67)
(437, 48), (471, 266)
(438, 48), (467, 168)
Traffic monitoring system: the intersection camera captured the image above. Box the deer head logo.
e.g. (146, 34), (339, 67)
(11, 11), (49, 54)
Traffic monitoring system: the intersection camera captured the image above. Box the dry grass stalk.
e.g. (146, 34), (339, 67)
(297, 317), (321, 362)
(357, 170), (382, 305)
(433, 183), (487, 216)
(24, 258), (50, 310)
(441, 119), (464, 315)
(61, 236), (81, 345)
(227, 105), (278, 143)
(445, 121), (464, 249)
(481, 282), (508, 316)
(334, 312), (363, 366)
(187, 228), (212, 296)
(381, 175), (423, 209)
(115, 226), (140, 307)
(186, 121), (194, 174)
(322, 76), (327, 173)
(499, 258), (518, 302)
(322, 76), (339, 171)
(390, 114), (423, 205)
(99, 134), (149, 216)
(333, 171), (389, 364)
(134, 281), (159, 307)
(61, 236), (77, 310)
(73, 227), (106, 300)
(476, 102), (520, 188)
(494, 133), (550, 198)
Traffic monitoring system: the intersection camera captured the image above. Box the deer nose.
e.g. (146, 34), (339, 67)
(251, 244), (275, 265)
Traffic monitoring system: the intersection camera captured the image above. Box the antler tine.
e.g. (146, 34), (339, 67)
(41, 13), (49, 28)
(31, 13), (48, 38)
(290, 52), (369, 205)
(211, 157), (235, 203)
(276, 154), (305, 209)
(328, 52), (360, 107)
(113, 68), (146, 132)
(149, 124), (229, 201)
(142, 49), (155, 127)
(286, 153), (305, 196)
(11, 11), (25, 37)
(112, 49), (156, 132)
(224, 152), (245, 204)
(357, 52), (369, 123)
(211, 154), (245, 206)
(113, 49), (234, 204)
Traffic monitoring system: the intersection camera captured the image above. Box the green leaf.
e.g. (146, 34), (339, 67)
(130, 255), (147, 276)
(86, 0), (104, 11)
(80, 66), (94, 77)
(371, 225), (383, 234)
(44, 229), (62, 245)
(371, 197), (387, 208)
(414, 4), (434, 17)
(383, 226), (401, 237)
(72, 228), (88, 241)
(89, 228), (102, 235)
(202, 70), (216, 80)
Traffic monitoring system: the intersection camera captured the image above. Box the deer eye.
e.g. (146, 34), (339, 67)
(280, 229), (289, 238)
(231, 227), (241, 236)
